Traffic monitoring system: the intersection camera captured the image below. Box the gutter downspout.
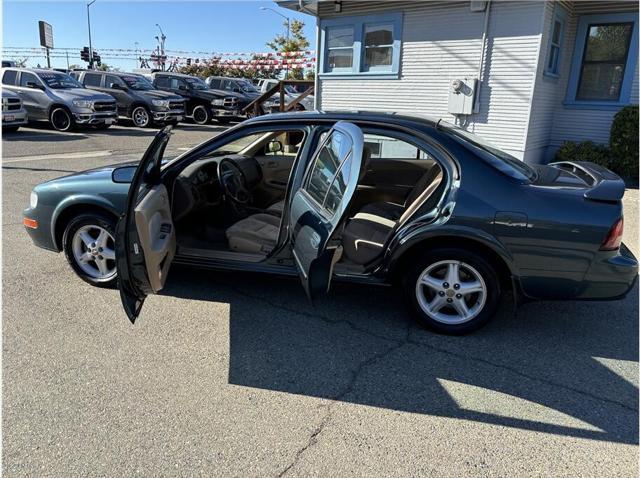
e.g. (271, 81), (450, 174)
(314, 16), (320, 110)
(474, 0), (491, 114)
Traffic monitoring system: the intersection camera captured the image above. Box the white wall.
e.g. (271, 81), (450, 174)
(317, 1), (545, 159)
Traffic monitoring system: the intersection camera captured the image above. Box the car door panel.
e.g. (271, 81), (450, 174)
(289, 121), (364, 301)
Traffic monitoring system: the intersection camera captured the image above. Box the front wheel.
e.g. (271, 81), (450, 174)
(131, 105), (152, 128)
(63, 213), (118, 288)
(191, 105), (210, 125)
(50, 107), (75, 132)
(403, 248), (501, 335)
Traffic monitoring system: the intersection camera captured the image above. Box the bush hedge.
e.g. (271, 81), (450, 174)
(554, 105), (638, 180)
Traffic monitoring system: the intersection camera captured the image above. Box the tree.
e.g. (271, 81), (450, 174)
(266, 19), (311, 80)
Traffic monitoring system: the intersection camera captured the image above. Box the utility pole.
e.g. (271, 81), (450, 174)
(155, 24), (166, 71)
(259, 7), (291, 78)
(87, 0), (96, 69)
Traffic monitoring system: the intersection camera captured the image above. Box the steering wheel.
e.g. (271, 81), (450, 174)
(218, 157), (252, 205)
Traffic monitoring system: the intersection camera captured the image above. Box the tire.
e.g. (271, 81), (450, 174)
(2, 126), (19, 133)
(192, 105), (210, 125)
(50, 107), (75, 132)
(131, 105), (152, 128)
(62, 212), (118, 288)
(403, 247), (501, 335)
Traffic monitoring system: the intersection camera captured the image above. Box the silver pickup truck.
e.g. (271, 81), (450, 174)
(1, 68), (117, 131)
(2, 89), (28, 132)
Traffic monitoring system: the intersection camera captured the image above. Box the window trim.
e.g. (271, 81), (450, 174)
(544, 5), (567, 78)
(319, 12), (403, 79)
(564, 12), (638, 110)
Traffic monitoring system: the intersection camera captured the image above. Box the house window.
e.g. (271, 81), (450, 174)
(576, 23), (633, 101)
(565, 12), (638, 108)
(320, 12), (402, 77)
(545, 8), (566, 76)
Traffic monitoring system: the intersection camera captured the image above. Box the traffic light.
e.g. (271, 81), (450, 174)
(186, 58), (191, 66)
(80, 47), (90, 62)
(92, 50), (101, 67)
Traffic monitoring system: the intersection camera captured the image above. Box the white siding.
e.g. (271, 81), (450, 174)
(317, 1), (545, 158)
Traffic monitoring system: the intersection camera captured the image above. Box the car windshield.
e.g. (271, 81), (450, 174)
(121, 75), (155, 90)
(37, 72), (83, 89)
(184, 77), (209, 90)
(441, 121), (537, 182)
(236, 79), (258, 93)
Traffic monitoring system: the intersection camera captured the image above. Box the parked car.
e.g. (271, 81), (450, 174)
(1, 68), (117, 131)
(147, 72), (239, 125)
(71, 70), (185, 128)
(206, 76), (260, 113)
(256, 78), (314, 112)
(22, 112), (637, 334)
(2, 89), (28, 132)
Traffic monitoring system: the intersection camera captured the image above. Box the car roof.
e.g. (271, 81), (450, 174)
(3, 67), (69, 75)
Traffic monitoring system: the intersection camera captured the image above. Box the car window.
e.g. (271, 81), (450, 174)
(37, 72), (83, 89)
(184, 77), (208, 90)
(304, 130), (353, 215)
(20, 72), (39, 87)
(121, 74), (155, 90)
(2, 70), (17, 86)
(263, 131), (305, 157)
(363, 133), (431, 160)
(154, 76), (169, 88)
(83, 73), (102, 87)
(222, 79), (236, 91)
(170, 78), (187, 89)
(209, 78), (221, 89)
(105, 75), (124, 88)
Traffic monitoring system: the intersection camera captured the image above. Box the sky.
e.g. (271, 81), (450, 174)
(2, 0), (317, 70)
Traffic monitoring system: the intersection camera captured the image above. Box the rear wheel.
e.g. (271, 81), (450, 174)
(403, 247), (501, 335)
(50, 107), (75, 132)
(63, 213), (118, 288)
(131, 105), (152, 127)
(192, 105), (210, 125)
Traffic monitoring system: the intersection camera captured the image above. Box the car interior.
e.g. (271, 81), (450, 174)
(169, 126), (445, 270)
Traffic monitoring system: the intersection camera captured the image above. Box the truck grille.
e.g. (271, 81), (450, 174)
(93, 101), (116, 113)
(169, 100), (184, 110)
(223, 97), (238, 108)
(3, 98), (21, 111)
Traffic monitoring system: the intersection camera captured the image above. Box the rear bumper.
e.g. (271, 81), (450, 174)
(574, 243), (638, 300)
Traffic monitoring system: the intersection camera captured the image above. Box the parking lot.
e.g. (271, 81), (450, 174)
(2, 124), (638, 477)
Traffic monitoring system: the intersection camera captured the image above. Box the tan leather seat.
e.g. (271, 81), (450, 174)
(225, 213), (280, 254)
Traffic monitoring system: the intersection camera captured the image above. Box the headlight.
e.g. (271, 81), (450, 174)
(30, 191), (38, 208)
(72, 100), (93, 108)
(152, 99), (170, 108)
(211, 98), (225, 106)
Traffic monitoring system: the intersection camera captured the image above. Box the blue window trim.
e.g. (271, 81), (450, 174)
(543, 4), (567, 78)
(319, 12), (403, 79)
(564, 12), (638, 110)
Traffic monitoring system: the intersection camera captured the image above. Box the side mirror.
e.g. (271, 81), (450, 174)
(267, 140), (283, 154)
(178, 85), (188, 91)
(26, 81), (43, 90)
(110, 83), (124, 90)
(112, 166), (136, 183)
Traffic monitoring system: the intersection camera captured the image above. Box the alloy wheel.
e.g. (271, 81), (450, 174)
(71, 224), (117, 280)
(415, 260), (487, 325)
(132, 107), (150, 127)
(51, 109), (71, 131)
(192, 106), (209, 124)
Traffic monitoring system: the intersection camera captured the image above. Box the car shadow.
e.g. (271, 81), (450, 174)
(161, 266), (639, 445)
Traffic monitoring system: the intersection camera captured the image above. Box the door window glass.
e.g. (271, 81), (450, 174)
(154, 76), (169, 88)
(2, 70), (17, 85)
(84, 73), (102, 87)
(19, 72), (39, 87)
(209, 78), (221, 89)
(170, 78), (186, 90)
(363, 133), (431, 160)
(105, 75), (124, 88)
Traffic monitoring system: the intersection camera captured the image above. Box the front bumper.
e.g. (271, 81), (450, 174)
(73, 111), (118, 125)
(211, 107), (240, 117)
(23, 206), (59, 252)
(574, 243), (638, 300)
(152, 109), (184, 123)
(2, 109), (28, 126)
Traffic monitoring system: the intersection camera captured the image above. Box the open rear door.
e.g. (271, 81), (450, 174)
(289, 121), (364, 301)
(116, 126), (176, 323)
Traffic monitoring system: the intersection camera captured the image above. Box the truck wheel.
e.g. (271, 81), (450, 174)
(192, 105), (210, 125)
(132, 106), (151, 127)
(403, 247), (501, 335)
(50, 107), (75, 132)
(62, 212), (118, 288)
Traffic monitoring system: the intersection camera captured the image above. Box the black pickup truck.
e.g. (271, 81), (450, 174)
(146, 72), (239, 124)
(71, 70), (185, 128)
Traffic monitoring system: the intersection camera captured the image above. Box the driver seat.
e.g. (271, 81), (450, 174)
(225, 213), (280, 255)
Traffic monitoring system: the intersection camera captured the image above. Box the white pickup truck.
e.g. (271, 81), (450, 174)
(256, 79), (314, 111)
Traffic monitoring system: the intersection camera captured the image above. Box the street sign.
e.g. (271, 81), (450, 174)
(38, 21), (53, 49)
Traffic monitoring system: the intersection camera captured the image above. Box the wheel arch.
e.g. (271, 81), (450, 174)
(388, 234), (515, 292)
(52, 199), (120, 251)
(48, 103), (72, 118)
(128, 101), (149, 116)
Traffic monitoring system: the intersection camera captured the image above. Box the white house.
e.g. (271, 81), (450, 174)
(278, 0), (639, 164)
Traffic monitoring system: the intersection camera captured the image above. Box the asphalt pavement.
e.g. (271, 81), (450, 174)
(2, 123), (638, 477)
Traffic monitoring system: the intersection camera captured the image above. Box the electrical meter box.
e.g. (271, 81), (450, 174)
(448, 77), (478, 115)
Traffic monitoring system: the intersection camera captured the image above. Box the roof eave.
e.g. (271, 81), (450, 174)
(275, 0), (320, 16)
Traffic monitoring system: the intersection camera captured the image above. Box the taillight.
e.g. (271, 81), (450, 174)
(600, 217), (624, 251)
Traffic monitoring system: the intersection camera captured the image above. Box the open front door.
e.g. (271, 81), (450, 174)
(116, 126), (176, 323)
(289, 121), (364, 301)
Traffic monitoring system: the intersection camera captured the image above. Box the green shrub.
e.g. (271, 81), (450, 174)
(555, 141), (613, 170)
(609, 105), (639, 179)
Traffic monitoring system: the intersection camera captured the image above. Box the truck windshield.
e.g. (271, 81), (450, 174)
(37, 72), (83, 89)
(441, 121), (537, 182)
(184, 77), (209, 90)
(121, 75), (155, 90)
